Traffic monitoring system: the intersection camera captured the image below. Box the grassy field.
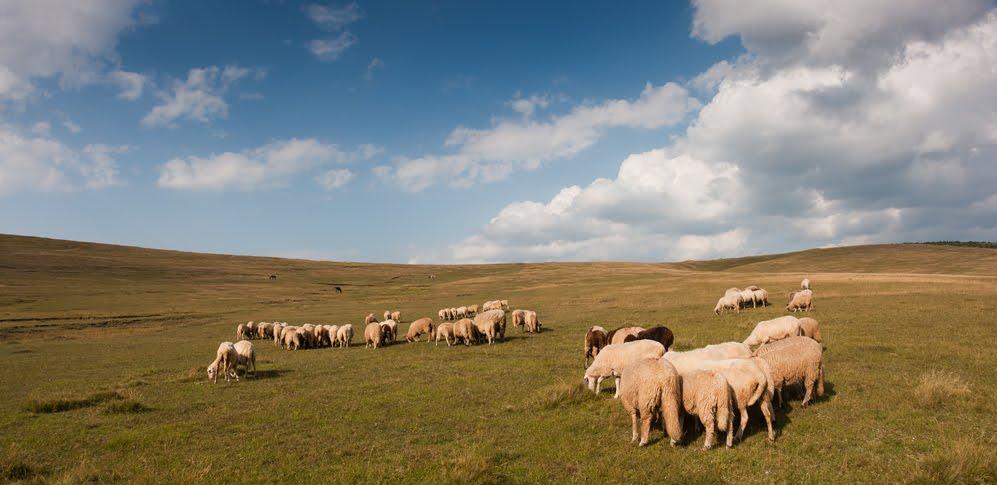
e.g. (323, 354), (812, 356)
(0, 234), (994, 483)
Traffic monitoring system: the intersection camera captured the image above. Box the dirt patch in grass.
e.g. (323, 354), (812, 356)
(104, 400), (151, 414)
(25, 391), (123, 413)
(915, 370), (971, 407)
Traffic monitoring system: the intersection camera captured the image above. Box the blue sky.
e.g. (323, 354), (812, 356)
(1, 1), (995, 262)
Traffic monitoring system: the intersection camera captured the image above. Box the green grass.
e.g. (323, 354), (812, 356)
(1, 234), (995, 482)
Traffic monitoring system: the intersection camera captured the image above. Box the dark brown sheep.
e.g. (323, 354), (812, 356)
(623, 326), (674, 351)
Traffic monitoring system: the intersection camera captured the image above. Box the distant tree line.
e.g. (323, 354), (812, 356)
(909, 241), (997, 249)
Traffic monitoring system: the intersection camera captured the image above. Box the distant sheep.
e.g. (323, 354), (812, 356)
(511, 310), (526, 331)
(364, 322), (383, 349)
(456, 306), (467, 319)
(391, 310), (401, 322)
(282, 327), (302, 350)
(787, 289), (813, 312)
(405, 317), (434, 342)
(584, 340), (666, 398)
(207, 342), (238, 383)
(688, 358), (776, 443)
(752, 288), (769, 307)
(714, 295), (741, 315)
(753, 336), (825, 408)
(801, 278), (810, 290)
(438, 309), (447, 321)
(365, 313), (378, 325)
(743, 316), (803, 348)
(380, 319), (398, 344)
(473, 309), (506, 344)
(383, 310), (391, 322)
(324, 325), (339, 347)
(523, 310), (541, 333)
(619, 357), (683, 447)
(606, 326), (645, 345)
(453, 318), (477, 346)
(797, 317), (822, 343)
(467, 304), (479, 317)
(237, 322), (252, 340)
(435, 322), (455, 346)
(584, 326), (609, 367)
(232, 340), (256, 379)
(336, 324), (354, 347)
(739, 289), (756, 308)
(679, 370), (735, 449)
(623, 326), (674, 351)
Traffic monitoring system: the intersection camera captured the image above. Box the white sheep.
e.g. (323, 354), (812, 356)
(456, 306), (467, 319)
(584, 340), (666, 398)
(687, 358), (776, 443)
(797, 317), (822, 343)
(743, 316), (803, 348)
(752, 288), (769, 307)
(753, 336), (825, 407)
(336, 324), (354, 347)
(325, 325), (339, 347)
(453, 318), (477, 346)
(714, 295), (741, 315)
(523, 310), (540, 333)
(232, 340), (256, 379)
(364, 322), (383, 349)
(472, 309), (506, 344)
(739, 289), (756, 308)
(663, 342), (753, 374)
(511, 309), (526, 331)
(438, 309), (447, 321)
(391, 310), (401, 322)
(618, 357), (683, 447)
(787, 289), (813, 312)
(207, 342), (238, 383)
(679, 369), (735, 449)
(435, 322), (455, 346)
(383, 310), (391, 322)
(405, 317), (434, 342)
(607, 326), (644, 345)
(801, 278), (810, 290)
(381, 319), (398, 343)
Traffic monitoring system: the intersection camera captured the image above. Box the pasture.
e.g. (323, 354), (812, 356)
(0, 235), (994, 483)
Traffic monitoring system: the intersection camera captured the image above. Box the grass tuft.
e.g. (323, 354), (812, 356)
(529, 381), (598, 410)
(442, 449), (508, 484)
(915, 370), (971, 407)
(25, 391), (123, 414)
(103, 400), (151, 414)
(1, 459), (42, 481)
(910, 439), (995, 484)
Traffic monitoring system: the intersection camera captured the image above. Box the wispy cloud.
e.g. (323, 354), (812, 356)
(305, 2), (364, 62)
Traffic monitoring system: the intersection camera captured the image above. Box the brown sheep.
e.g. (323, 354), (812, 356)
(584, 326), (609, 367)
(623, 326), (674, 351)
(753, 336), (825, 408)
(606, 326), (645, 345)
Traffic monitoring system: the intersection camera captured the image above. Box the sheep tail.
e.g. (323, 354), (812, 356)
(817, 362), (825, 397)
(661, 374), (684, 444)
(715, 374), (732, 433)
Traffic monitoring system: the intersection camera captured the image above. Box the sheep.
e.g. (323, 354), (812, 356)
(606, 326), (645, 345)
(744, 316), (803, 348)
(500, 300), (509, 310)
(523, 310), (541, 333)
(232, 340), (256, 379)
(623, 326), (674, 351)
(618, 357), (683, 447)
(467, 304), (479, 317)
(405, 317), (434, 342)
(472, 309), (506, 344)
(364, 322), (383, 349)
(752, 288), (769, 307)
(584, 340), (666, 398)
(296, 327), (312, 349)
(687, 358), (776, 442)
(456, 306), (467, 319)
(438, 309), (447, 321)
(256, 322), (270, 339)
(453, 318), (477, 346)
(312, 325), (326, 347)
(282, 329), (302, 350)
(753, 336), (825, 408)
(714, 295), (740, 315)
(237, 322), (251, 340)
(336, 324), (353, 347)
(324, 325), (339, 347)
(787, 289), (813, 312)
(744, 285), (760, 291)
(584, 326), (609, 367)
(365, 313), (377, 324)
(383, 310), (391, 322)
(380, 319), (398, 344)
(207, 342), (238, 383)
(801, 278), (810, 290)
(245, 321), (257, 339)
(511, 310), (527, 331)
(435, 322), (455, 346)
(739, 289), (757, 308)
(482, 300), (502, 312)
(273, 323), (284, 347)
(391, 310), (401, 322)
(797, 317), (822, 343)
(678, 370), (735, 449)
(663, 342), (753, 374)
(724, 288), (741, 297)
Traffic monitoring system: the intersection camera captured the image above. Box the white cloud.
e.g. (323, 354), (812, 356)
(0, 125), (125, 195)
(507, 94), (551, 117)
(364, 57), (384, 79)
(157, 138), (354, 190)
(315, 168), (355, 190)
(61, 119), (81, 134)
(308, 32), (358, 62)
(377, 82), (700, 191)
(142, 65), (258, 127)
(109, 70), (147, 101)
(305, 2), (363, 30)
(31, 122), (50, 136)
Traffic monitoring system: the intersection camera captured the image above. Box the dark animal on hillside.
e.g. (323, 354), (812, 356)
(268, 274), (277, 280)
(334, 286), (342, 294)
(623, 326), (674, 351)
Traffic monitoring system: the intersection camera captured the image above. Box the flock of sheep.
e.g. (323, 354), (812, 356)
(205, 300), (543, 382)
(586, 278), (824, 449)
(714, 278), (815, 315)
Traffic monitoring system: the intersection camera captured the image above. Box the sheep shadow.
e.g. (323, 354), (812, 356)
(250, 368), (293, 380)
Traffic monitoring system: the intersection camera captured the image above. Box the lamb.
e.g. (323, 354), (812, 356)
(752, 288), (769, 307)
(391, 310), (401, 322)
(753, 336), (825, 408)
(618, 357), (683, 447)
(801, 278), (810, 290)
(797, 317), (822, 343)
(453, 318), (477, 346)
(364, 322), (383, 349)
(207, 342), (238, 383)
(232, 340), (256, 379)
(787, 289), (813, 312)
(623, 326), (674, 351)
(472, 309), (506, 344)
(435, 322), (455, 346)
(714, 295), (741, 315)
(584, 340), (666, 398)
(584, 326), (609, 367)
(606, 326), (645, 345)
(511, 310), (526, 331)
(687, 358), (776, 442)
(523, 310), (541, 333)
(744, 316), (803, 348)
(380, 319), (398, 344)
(365, 313), (377, 324)
(405, 317), (434, 342)
(663, 342), (753, 374)
(678, 370), (735, 449)
(383, 310), (391, 322)
(336, 324), (353, 347)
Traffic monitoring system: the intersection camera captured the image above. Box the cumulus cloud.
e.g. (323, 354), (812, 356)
(157, 138), (365, 190)
(315, 168), (355, 190)
(142, 65), (259, 127)
(110, 70), (147, 100)
(419, 2), (997, 262)
(0, 125), (126, 196)
(376, 83), (700, 191)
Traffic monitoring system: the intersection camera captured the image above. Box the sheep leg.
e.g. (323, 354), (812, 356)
(595, 376), (604, 394)
(725, 412), (735, 448)
(639, 414), (652, 446)
(761, 400), (775, 441)
(802, 376), (815, 407)
(701, 414), (716, 450)
(613, 376), (622, 399)
(629, 412), (639, 443)
(737, 406), (748, 442)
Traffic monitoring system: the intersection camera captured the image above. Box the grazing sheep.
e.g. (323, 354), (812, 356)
(523, 310), (541, 333)
(714, 295), (741, 315)
(744, 285), (760, 291)
(273, 323), (284, 347)
(237, 322), (251, 340)
(744, 316), (803, 348)
(584, 340), (666, 398)
(453, 318), (477, 346)
(296, 327), (312, 349)
(724, 288), (741, 297)
(797, 317), (822, 343)
(336, 324), (353, 348)
(679, 370), (735, 449)
(207, 342), (238, 383)
(606, 326), (645, 345)
(405, 318), (434, 342)
(739, 289), (757, 308)
(365, 313), (377, 325)
(753, 336), (825, 408)
(282, 329), (302, 350)
(312, 325), (326, 347)
(801, 278), (810, 290)
(364, 322), (383, 349)
(473, 309), (506, 344)
(438, 309), (447, 321)
(787, 289), (813, 312)
(380, 319), (398, 344)
(752, 288), (769, 307)
(391, 310), (401, 322)
(511, 310), (527, 331)
(663, 342), (753, 374)
(456, 306), (467, 319)
(383, 310), (392, 322)
(500, 300), (509, 310)
(584, 326), (609, 367)
(467, 304), (479, 317)
(256, 322), (270, 339)
(618, 357), (683, 447)
(689, 358), (776, 442)
(482, 300), (502, 312)
(232, 340), (256, 379)
(324, 325), (339, 347)
(623, 326), (674, 351)
(435, 322), (455, 346)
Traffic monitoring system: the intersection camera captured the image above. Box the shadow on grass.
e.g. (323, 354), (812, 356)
(251, 368), (293, 380)
(103, 400), (152, 414)
(25, 391), (123, 414)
